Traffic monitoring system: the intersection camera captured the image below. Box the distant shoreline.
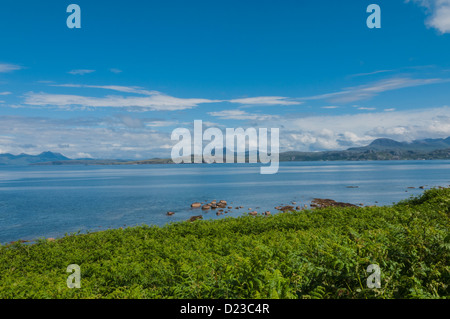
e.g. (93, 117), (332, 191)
(30, 157), (450, 166)
(3, 136), (450, 166)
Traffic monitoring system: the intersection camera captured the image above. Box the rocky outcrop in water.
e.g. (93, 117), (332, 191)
(188, 215), (203, 222)
(310, 198), (357, 209)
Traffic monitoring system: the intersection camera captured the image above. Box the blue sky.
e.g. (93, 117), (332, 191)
(1, 0), (450, 158)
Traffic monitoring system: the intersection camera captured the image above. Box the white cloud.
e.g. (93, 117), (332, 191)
(358, 107), (376, 110)
(0, 115), (174, 159)
(0, 63), (22, 73)
(24, 91), (220, 111)
(52, 84), (158, 96)
(0, 92), (12, 95)
(208, 109), (278, 121)
(321, 106), (339, 109)
(351, 70), (394, 77)
(2, 107), (450, 158)
(109, 68), (122, 74)
(409, 0), (450, 33)
(68, 69), (96, 75)
(76, 152), (93, 159)
(26, 83), (310, 109)
(25, 85), (306, 111)
(229, 96), (301, 106)
(304, 77), (447, 103)
(256, 106), (450, 152)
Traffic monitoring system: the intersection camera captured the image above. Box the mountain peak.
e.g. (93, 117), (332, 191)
(38, 151), (65, 157)
(0, 151), (71, 165)
(349, 136), (450, 152)
(369, 138), (405, 147)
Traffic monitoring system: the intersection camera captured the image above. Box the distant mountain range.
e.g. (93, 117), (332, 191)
(0, 151), (131, 166)
(2, 136), (450, 165)
(279, 136), (450, 162)
(348, 137), (450, 152)
(0, 151), (70, 165)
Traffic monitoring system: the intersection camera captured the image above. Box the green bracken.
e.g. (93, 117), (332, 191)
(0, 188), (449, 299)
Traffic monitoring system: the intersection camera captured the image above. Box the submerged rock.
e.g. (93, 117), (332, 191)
(10, 240), (30, 244)
(188, 215), (203, 222)
(310, 198), (358, 209)
(278, 206), (295, 212)
(166, 211), (175, 216)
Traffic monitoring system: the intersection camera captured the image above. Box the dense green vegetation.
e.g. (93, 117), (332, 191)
(1, 188), (449, 299)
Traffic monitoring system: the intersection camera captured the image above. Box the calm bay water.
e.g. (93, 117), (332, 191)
(1, 160), (449, 244)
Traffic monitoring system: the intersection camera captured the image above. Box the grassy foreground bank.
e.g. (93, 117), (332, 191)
(1, 189), (449, 299)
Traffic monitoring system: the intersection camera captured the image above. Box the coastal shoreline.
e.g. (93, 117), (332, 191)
(1, 187), (448, 299)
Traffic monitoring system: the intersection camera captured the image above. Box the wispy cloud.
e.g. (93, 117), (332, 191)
(0, 63), (23, 73)
(109, 68), (122, 74)
(229, 96), (301, 106)
(52, 84), (158, 96)
(304, 77), (447, 103)
(357, 107), (376, 111)
(24, 84), (308, 110)
(68, 69), (96, 75)
(208, 109), (278, 121)
(409, 0), (450, 34)
(351, 69), (394, 77)
(24, 91), (220, 111)
(321, 106), (339, 109)
(0, 92), (12, 96)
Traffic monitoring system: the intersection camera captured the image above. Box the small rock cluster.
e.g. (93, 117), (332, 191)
(310, 198), (357, 209)
(166, 196), (360, 221)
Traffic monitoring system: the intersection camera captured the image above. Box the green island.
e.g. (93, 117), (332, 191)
(1, 188), (449, 299)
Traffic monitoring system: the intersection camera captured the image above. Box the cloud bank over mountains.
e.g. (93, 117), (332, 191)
(1, 105), (449, 159)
